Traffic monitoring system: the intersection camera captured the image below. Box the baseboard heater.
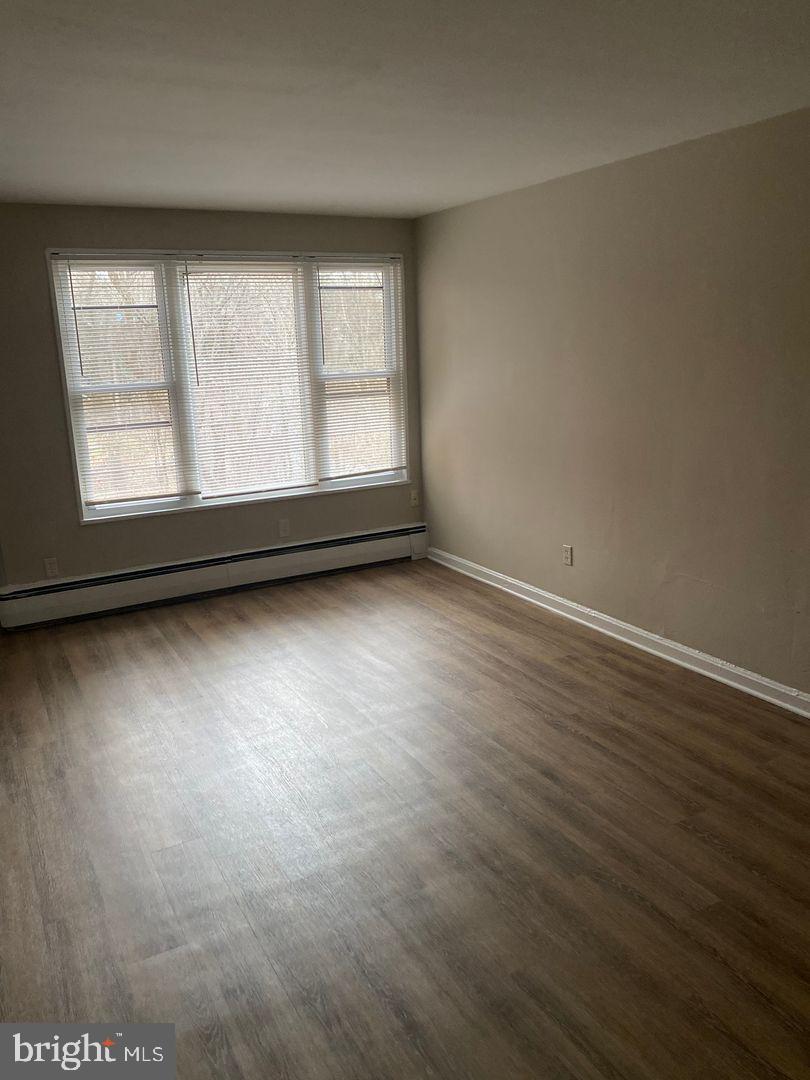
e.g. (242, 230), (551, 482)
(0, 524), (428, 628)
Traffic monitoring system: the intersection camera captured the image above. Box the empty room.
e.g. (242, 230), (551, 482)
(1, 2), (809, 1077)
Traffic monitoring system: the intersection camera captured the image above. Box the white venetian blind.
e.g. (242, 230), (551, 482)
(312, 262), (407, 481)
(51, 252), (408, 517)
(51, 257), (196, 506)
(183, 260), (315, 498)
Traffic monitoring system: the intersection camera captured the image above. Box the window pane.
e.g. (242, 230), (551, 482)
(320, 288), (386, 374)
(81, 389), (172, 430)
(69, 266), (157, 307)
(186, 266), (313, 497)
(75, 308), (165, 384)
(318, 267), (387, 374)
(318, 268), (383, 288)
(84, 427), (180, 504)
(79, 388), (179, 504)
(318, 377), (404, 479)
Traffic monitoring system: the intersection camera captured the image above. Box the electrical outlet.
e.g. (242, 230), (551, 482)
(277, 518), (290, 538)
(409, 487), (420, 507)
(43, 556), (60, 579)
(562, 545), (573, 567)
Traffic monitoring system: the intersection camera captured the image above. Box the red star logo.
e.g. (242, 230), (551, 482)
(102, 1039), (116, 1048)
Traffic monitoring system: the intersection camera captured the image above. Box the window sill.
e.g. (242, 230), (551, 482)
(80, 471), (410, 524)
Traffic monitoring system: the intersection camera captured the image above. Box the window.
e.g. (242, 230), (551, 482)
(50, 252), (408, 521)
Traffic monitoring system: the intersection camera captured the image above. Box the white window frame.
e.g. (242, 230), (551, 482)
(47, 250), (410, 524)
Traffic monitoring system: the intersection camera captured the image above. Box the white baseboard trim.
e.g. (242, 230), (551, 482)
(428, 547), (810, 720)
(0, 524), (427, 628)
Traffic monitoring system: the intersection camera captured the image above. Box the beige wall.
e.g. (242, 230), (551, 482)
(417, 110), (810, 693)
(0, 204), (420, 586)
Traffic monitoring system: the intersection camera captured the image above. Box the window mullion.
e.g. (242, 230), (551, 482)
(160, 260), (201, 497)
(301, 260), (328, 485)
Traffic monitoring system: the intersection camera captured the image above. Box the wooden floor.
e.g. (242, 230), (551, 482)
(1, 560), (809, 1079)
